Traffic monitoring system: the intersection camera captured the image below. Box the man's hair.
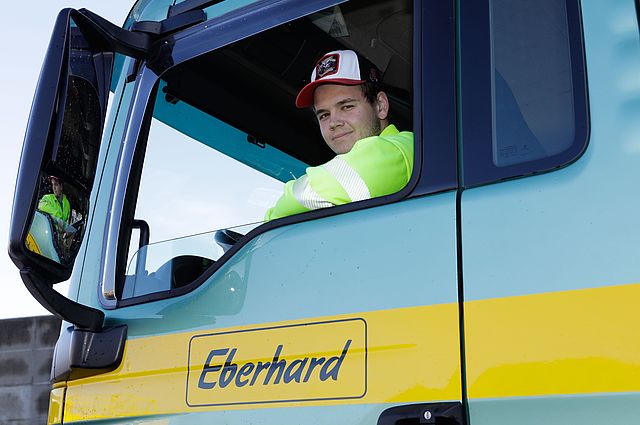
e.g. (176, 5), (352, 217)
(361, 82), (393, 123)
(360, 81), (383, 104)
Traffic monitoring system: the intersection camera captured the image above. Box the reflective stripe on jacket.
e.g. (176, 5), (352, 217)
(265, 124), (413, 221)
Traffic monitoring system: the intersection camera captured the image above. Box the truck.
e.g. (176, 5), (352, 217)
(8, 0), (640, 423)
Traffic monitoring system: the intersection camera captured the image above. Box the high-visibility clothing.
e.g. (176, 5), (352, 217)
(38, 194), (71, 223)
(265, 124), (413, 221)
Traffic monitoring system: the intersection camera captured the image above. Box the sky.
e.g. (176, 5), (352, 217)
(0, 1), (135, 319)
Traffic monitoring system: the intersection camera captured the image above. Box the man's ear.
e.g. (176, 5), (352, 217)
(375, 91), (390, 120)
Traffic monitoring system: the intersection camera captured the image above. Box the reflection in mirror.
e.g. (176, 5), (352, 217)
(22, 21), (105, 268)
(55, 74), (102, 188)
(26, 174), (88, 265)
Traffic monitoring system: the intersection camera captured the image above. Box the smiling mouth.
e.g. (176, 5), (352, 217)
(333, 132), (352, 141)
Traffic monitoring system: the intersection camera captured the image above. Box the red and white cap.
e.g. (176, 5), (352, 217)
(295, 50), (381, 108)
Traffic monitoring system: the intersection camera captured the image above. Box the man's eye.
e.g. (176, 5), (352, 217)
(317, 113), (329, 121)
(342, 104), (354, 110)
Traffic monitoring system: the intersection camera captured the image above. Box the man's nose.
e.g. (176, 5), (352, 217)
(329, 114), (343, 130)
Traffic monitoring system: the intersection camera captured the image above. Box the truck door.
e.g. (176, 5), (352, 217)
(62, 0), (466, 423)
(459, 0), (640, 423)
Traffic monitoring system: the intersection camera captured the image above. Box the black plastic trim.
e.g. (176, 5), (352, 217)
(75, 9), (151, 58)
(459, 0), (590, 188)
(51, 324), (127, 382)
(20, 271), (104, 330)
(378, 402), (466, 425)
(132, 219), (150, 247)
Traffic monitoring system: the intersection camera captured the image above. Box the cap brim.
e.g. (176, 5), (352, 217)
(295, 78), (365, 108)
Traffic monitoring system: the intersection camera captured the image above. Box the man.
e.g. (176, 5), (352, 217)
(38, 175), (71, 223)
(265, 50), (413, 221)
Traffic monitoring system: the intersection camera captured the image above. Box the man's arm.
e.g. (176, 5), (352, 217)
(265, 129), (413, 221)
(38, 194), (56, 216)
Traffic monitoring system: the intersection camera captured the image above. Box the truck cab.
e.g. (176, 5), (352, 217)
(8, 0), (640, 424)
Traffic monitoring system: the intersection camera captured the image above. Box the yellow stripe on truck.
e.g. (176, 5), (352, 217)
(63, 304), (462, 421)
(465, 283), (640, 399)
(62, 284), (640, 421)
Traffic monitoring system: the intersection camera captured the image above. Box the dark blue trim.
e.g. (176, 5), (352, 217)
(459, 0), (589, 188)
(411, 0), (457, 196)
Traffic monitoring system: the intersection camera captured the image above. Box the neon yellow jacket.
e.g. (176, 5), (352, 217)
(265, 124), (413, 221)
(38, 194), (71, 223)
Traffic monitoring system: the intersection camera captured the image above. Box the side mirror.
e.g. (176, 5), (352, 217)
(8, 9), (150, 330)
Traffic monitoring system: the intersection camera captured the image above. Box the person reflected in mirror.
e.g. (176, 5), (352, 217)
(38, 176), (71, 223)
(265, 50), (413, 221)
(38, 175), (75, 254)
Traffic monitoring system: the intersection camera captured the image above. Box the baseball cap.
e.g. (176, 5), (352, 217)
(295, 50), (381, 108)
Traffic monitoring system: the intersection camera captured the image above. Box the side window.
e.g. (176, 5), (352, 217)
(121, 86), (293, 299)
(461, 0), (588, 186)
(117, 0), (414, 301)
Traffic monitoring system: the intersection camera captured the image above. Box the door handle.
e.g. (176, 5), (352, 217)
(377, 402), (465, 425)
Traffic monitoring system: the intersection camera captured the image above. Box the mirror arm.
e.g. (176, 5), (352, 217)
(75, 9), (152, 59)
(20, 270), (104, 331)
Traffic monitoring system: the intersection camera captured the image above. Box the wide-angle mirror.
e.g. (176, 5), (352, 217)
(26, 68), (102, 265)
(7, 8), (133, 330)
(10, 11), (113, 282)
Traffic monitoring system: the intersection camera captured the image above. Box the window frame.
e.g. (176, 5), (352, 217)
(458, 0), (589, 188)
(99, 0), (457, 309)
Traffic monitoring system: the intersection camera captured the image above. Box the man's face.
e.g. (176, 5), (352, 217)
(51, 179), (63, 197)
(313, 84), (385, 155)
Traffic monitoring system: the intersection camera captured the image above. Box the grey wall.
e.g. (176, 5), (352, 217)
(0, 316), (61, 425)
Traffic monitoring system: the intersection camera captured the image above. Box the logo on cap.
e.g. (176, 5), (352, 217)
(316, 54), (340, 79)
(369, 68), (379, 84)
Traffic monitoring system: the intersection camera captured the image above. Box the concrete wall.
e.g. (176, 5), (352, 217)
(0, 316), (61, 425)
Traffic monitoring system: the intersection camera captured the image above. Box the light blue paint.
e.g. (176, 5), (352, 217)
(461, 0), (640, 302)
(78, 402), (420, 425)
(463, 1), (640, 424)
(105, 192), (458, 337)
(468, 393), (640, 425)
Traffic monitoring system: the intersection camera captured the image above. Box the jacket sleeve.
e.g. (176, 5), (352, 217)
(264, 178), (312, 221)
(264, 130), (413, 221)
(37, 195), (55, 216)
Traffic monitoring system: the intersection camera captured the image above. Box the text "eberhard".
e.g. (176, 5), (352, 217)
(198, 339), (352, 389)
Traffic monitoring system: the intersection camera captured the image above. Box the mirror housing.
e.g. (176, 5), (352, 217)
(8, 9), (150, 330)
